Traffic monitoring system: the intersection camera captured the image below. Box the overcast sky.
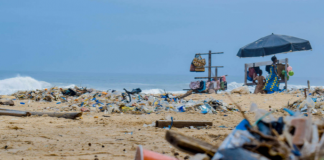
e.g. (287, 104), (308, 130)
(0, 0), (322, 78)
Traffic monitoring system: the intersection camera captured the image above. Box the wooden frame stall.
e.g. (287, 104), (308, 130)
(244, 58), (288, 89)
(184, 50), (227, 94)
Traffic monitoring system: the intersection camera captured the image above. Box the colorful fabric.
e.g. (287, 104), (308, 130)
(248, 68), (256, 78)
(247, 71), (253, 81)
(216, 80), (221, 90)
(197, 81), (206, 92)
(221, 75), (226, 82)
(189, 81), (200, 89)
(263, 64), (279, 93)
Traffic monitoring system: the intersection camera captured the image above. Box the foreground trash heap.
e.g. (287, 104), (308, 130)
(6, 86), (236, 115)
(138, 88), (324, 160)
(3, 86), (324, 159)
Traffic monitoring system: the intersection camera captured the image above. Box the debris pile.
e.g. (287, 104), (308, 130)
(141, 99), (324, 160)
(2, 87), (236, 116)
(284, 88), (324, 115)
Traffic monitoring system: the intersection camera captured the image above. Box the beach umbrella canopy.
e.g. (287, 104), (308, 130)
(237, 33), (312, 58)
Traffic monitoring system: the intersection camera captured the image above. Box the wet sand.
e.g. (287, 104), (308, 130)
(0, 93), (311, 160)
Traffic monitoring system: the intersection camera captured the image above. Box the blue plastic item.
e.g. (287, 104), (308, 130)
(283, 108), (295, 116)
(56, 102), (61, 104)
(20, 102), (25, 105)
(178, 106), (185, 112)
(312, 98), (317, 102)
(168, 117), (173, 129)
(81, 102), (84, 107)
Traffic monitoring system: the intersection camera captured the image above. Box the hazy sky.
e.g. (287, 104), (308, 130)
(0, 0), (322, 77)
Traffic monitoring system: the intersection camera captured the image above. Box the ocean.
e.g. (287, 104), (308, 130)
(0, 70), (322, 95)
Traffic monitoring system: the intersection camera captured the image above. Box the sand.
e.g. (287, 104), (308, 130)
(0, 93), (314, 160)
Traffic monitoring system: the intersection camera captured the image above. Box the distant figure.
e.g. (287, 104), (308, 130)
(263, 56), (280, 94)
(254, 70), (266, 94)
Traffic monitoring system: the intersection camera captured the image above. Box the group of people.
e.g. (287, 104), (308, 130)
(253, 56), (281, 94)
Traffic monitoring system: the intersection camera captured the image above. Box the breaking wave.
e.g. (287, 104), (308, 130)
(0, 76), (51, 95)
(0, 76), (75, 95)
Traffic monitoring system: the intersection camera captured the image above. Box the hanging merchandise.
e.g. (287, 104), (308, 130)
(197, 81), (206, 92)
(190, 62), (196, 72)
(220, 81), (225, 90)
(220, 75), (228, 91)
(248, 67), (256, 79)
(223, 81), (228, 90)
(189, 81), (200, 89)
(193, 54), (206, 72)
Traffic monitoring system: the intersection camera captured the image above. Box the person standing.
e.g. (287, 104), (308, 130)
(263, 56), (280, 94)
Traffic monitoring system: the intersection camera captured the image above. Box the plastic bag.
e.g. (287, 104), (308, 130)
(213, 119), (253, 160)
(249, 103), (275, 123)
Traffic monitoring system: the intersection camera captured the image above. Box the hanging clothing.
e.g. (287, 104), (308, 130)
(190, 81), (200, 89)
(221, 75), (226, 82)
(263, 64), (279, 94)
(216, 80), (221, 90)
(254, 76), (265, 94)
(247, 71), (253, 81)
(223, 81), (227, 90)
(207, 81), (216, 94)
(197, 81), (206, 92)
(248, 68), (256, 79)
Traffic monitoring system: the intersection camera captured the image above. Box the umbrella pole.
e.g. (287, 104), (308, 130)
(244, 64), (248, 86)
(285, 58), (288, 90)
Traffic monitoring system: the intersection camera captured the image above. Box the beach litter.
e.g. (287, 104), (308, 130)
(139, 101), (324, 160)
(0, 86), (238, 117)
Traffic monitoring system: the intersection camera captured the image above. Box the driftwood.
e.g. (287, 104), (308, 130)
(165, 130), (218, 157)
(156, 120), (212, 128)
(0, 110), (31, 117)
(31, 112), (82, 119)
(0, 108), (82, 119)
(176, 90), (193, 100)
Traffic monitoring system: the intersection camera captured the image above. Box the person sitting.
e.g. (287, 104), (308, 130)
(254, 70), (266, 94)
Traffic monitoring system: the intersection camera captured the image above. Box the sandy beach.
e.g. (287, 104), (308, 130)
(0, 93), (313, 160)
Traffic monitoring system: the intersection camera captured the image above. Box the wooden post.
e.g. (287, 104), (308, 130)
(208, 50), (212, 81)
(244, 64), (247, 86)
(215, 67), (218, 94)
(307, 80), (310, 90)
(284, 58), (288, 90)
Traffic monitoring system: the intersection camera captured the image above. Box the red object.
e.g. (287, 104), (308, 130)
(190, 63), (195, 72)
(134, 145), (177, 160)
(248, 67), (256, 79)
